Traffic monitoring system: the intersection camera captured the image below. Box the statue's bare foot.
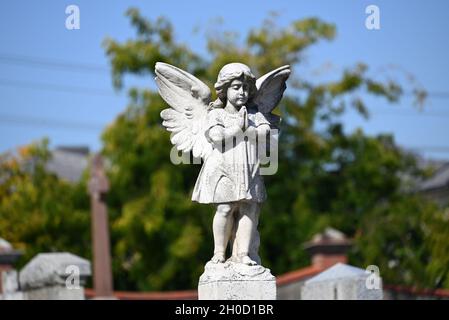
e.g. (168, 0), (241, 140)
(211, 252), (225, 263)
(240, 255), (257, 266)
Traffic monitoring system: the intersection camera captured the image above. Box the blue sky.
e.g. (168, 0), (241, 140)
(0, 0), (448, 159)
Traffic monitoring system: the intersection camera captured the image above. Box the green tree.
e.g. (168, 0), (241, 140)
(0, 139), (91, 267)
(424, 205), (449, 288)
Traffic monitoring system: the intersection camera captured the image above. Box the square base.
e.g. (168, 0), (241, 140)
(198, 261), (276, 300)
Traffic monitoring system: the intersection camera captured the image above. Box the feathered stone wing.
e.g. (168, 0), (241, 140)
(253, 65), (291, 127)
(155, 62), (213, 159)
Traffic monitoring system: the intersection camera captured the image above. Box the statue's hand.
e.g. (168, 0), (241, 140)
(238, 106), (247, 130)
(244, 126), (257, 139)
(245, 126), (257, 135)
(237, 114), (245, 130)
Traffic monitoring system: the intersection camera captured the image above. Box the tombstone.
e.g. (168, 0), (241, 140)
(277, 228), (352, 300)
(19, 252), (91, 300)
(301, 263), (383, 300)
(88, 154), (114, 298)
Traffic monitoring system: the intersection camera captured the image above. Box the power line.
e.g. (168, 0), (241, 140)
(0, 113), (104, 131)
(0, 78), (448, 120)
(1, 53), (449, 100)
(401, 91), (449, 100)
(371, 111), (449, 118)
(407, 146), (449, 153)
(0, 53), (109, 74)
(1, 53), (449, 104)
(1, 114), (449, 156)
(0, 79), (116, 96)
(0, 77), (448, 111)
(421, 92), (449, 99)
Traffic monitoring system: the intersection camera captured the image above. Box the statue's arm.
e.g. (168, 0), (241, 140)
(206, 109), (244, 145)
(245, 112), (271, 138)
(207, 125), (242, 144)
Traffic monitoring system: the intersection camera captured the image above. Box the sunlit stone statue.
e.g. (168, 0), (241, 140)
(155, 62), (290, 299)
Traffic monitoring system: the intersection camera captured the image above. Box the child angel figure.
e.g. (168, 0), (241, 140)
(155, 62), (290, 265)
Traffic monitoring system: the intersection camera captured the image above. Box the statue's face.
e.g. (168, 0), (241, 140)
(227, 78), (249, 108)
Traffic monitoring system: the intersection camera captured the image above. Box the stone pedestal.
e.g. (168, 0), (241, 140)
(198, 261), (276, 300)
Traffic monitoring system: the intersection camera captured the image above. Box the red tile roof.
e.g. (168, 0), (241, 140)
(276, 265), (325, 286)
(84, 288), (198, 300)
(383, 284), (449, 298)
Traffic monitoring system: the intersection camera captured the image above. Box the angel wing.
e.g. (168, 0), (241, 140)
(252, 65), (291, 127)
(155, 62), (213, 159)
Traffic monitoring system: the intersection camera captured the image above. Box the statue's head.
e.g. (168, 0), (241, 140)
(213, 63), (257, 109)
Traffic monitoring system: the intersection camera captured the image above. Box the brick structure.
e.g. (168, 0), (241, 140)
(303, 227), (352, 269)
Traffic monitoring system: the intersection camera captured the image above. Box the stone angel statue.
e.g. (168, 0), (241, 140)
(155, 62), (290, 266)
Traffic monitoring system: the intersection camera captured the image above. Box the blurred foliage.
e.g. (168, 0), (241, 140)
(1, 9), (448, 291)
(0, 139), (91, 268)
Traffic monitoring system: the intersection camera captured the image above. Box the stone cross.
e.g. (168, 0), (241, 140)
(88, 154), (114, 298)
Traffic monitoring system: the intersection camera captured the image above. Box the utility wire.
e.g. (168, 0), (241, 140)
(0, 79), (116, 96)
(0, 113), (104, 131)
(2, 111), (447, 156)
(371, 111), (449, 118)
(0, 79), (448, 117)
(1, 114), (449, 154)
(407, 146), (449, 153)
(0, 53), (109, 74)
(402, 91), (449, 100)
(2, 53), (449, 106)
(1, 53), (449, 100)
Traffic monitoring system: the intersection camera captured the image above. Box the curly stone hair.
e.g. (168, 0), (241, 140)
(210, 63), (257, 109)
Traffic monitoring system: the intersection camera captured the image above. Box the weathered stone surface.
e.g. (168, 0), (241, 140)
(23, 286), (85, 300)
(1, 291), (24, 300)
(0, 270), (24, 300)
(2, 270), (19, 293)
(155, 62), (290, 299)
(301, 263), (383, 300)
(19, 253), (91, 290)
(198, 261), (276, 300)
(156, 62), (289, 268)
